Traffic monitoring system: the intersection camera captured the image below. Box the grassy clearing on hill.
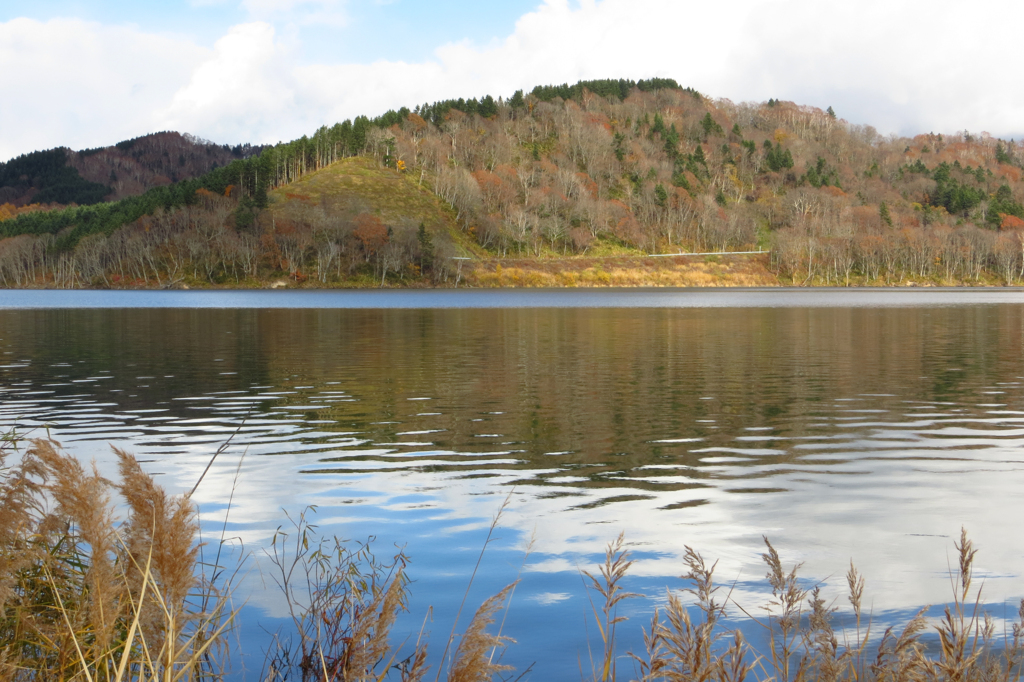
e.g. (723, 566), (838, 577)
(266, 157), (478, 256)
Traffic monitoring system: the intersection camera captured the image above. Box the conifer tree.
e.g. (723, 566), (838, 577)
(417, 222), (434, 272)
(880, 201), (893, 227)
(654, 184), (668, 208)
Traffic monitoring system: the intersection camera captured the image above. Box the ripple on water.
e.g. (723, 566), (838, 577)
(3, 300), (1024, 680)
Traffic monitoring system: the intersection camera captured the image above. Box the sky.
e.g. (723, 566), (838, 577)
(3, 0), (1024, 161)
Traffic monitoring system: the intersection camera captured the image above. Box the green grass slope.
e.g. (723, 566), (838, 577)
(267, 157), (478, 254)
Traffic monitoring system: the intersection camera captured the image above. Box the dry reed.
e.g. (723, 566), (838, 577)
(625, 530), (1024, 682)
(261, 501), (522, 682)
(7, 433), (1024, 682)
(583, 532), (642, 682)
(0, 438), (232, 681)
(446, 583), (517, 682)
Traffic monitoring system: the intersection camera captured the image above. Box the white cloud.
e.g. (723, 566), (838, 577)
(0, 18), (208, 160)
(5, 0), (1024, 160)
(724, 0), (1024, 137)
(156, 22), (300, 142)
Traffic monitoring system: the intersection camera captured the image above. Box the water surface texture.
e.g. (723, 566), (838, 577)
(2, 290), (1024, 678)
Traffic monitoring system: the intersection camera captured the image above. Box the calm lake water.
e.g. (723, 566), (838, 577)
(2, 288), (1024, 679)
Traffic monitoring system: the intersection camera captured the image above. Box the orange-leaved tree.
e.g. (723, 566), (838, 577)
(353, 214), (389, 259)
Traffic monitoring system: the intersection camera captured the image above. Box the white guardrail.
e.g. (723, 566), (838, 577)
(450, 250), (769, 260)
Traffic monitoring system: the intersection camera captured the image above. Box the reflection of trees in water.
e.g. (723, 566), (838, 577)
(248, 306), (1024, 494)
(3, 305), (1023, 500)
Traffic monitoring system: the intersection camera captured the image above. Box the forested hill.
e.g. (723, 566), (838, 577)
(3, 76), (1024, 288)
(0, 132), (259, 209)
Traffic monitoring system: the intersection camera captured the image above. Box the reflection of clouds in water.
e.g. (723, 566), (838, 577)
(12, 397), (1024, 628)
(22, 413), (1024, 625)
(199, 445), (1024, 625)
(530, 592), (572, 605)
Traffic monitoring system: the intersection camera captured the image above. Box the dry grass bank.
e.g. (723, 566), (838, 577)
(463, 253), (780, 288)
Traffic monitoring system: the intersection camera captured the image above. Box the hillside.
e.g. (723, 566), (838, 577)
(71, 132), (260, 200)
(0, 132), (253, 209)
(261, 157), (473, 285)
(269, 156), (462, 232)
(1, 77), (1024, 288)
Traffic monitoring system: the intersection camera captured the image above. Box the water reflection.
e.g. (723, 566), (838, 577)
(2, 300), (1024, 678)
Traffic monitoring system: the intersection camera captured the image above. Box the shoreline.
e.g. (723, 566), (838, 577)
(3, 254), (1022, 290)
(3, 286), (1024, 311)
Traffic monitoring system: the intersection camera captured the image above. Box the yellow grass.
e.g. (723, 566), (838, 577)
(466, 256), (779, 288)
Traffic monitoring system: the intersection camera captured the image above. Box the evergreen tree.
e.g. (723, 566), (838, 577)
(417, 223), (434, 272)
(907, 159), (929, 174)
(651, 113), (666, 137)
(995, 142), (1015, 166)
(613, 132), (626, 162)
(478, 95), (498, 118)
(654, 184), (668, 208)
(671, 168), (690, 190)
(986, 184), (1024, 227)
(351, 116), (371, 153)
(700, 113), (724, 138)
(803, 157), (838, 188)
(0, 148), (111, 206)
(663, 124), (680, 158)
(929, 163), (985, 215)
(880, 201), (893, 227)
(764, 142), (794, 172)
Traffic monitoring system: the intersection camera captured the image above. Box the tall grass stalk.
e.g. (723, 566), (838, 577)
(435, 491), (515, 682)
(632, 530), (1024, 682)
(582, 532), (642, 682)
(633, 545), (752, 682)
(261, 499), (520, 682)
(0, 438), (235, 681)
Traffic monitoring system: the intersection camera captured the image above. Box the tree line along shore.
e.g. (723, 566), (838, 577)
(3, 78), (1024, 288)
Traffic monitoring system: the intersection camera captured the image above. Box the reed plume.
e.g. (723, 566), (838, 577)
(115, 445), (201, 656)
(0, 438), (231, 681)
(633, 545), (752, 682)
(583, 532), (641, 682)
(446, 582), (517, 682)
(32, 438), (122, 671)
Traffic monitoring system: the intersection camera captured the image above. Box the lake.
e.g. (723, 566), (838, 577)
(2, 288), (1024, 679)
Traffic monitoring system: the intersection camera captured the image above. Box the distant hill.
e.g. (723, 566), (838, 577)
(0, 132), (260, 207)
